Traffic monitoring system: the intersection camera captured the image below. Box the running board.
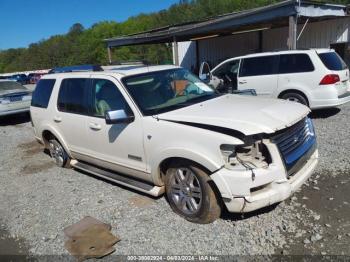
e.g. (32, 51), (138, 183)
(70, 160), (164, 197)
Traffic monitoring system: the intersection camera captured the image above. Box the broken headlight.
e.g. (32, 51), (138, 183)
(220, 141), (270, 169)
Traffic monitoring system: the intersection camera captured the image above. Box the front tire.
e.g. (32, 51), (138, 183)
(48, 139), (70, 168)
(165, 160), (221, 224)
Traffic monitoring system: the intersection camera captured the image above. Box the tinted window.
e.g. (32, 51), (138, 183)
(57, 78), (89, 114)
(319, 52), (347, 71)
(279, 54), (314, 74)
(31, 79), (55, 108)
(240, 56), (277, 77)
(91, 79), (129, 117)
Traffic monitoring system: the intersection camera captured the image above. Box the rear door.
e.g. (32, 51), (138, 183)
(54, 76), (90, 155)
(277, 53), (316, 96)
(238, 55), (279, 97)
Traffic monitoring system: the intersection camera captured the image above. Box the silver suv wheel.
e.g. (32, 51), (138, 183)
(169, 168), (202, 215)
(48, 139), (69, 167)
(165, 161), (222, 224)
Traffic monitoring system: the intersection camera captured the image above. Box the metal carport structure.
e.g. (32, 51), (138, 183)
(105, 0), (346, 66)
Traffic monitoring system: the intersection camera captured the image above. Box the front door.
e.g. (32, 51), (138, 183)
(238, 55), (279, 97)
(83, 76), (148, 180)
(212, 59), (240, 93)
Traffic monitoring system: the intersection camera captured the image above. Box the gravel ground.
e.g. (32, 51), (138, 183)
(0, 103), (349, 258)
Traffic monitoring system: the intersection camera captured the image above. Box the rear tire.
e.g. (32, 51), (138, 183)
(164, 160), (221, 224)
(48, 139), (70, 168)
(281, 92), (309, 107)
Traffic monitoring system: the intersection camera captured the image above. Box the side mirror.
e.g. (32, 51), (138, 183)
(199, 62), (212, 83)
(105, 109), (134, 125)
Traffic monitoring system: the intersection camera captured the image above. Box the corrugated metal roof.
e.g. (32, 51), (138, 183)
(105, 0), (346, 48)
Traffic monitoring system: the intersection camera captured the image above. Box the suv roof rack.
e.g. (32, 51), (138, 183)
(48, 64), (103, 74)
(109, 60), (150, 66)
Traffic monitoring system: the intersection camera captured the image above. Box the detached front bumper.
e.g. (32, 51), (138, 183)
(212, 149), (318, 213)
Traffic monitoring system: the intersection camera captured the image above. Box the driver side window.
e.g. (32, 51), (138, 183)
(213, 60), (240, 78)
(91, 79), (129, 117)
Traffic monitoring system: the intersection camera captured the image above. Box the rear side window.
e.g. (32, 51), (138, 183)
(319, 52), (347, 71)
(279, 54), (314, 74)
(240, 56), (277, 77)
(57, 78), (89, 114)
(31, 79), (56, 108)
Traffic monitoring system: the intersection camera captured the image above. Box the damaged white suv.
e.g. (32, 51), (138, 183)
(30, 65), (318, 223)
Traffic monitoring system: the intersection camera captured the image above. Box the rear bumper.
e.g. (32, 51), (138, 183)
(213, 149), (318, 213)
(310, 87), (350, 109)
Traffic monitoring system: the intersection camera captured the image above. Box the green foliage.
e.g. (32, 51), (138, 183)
(0, 0), (348, 73)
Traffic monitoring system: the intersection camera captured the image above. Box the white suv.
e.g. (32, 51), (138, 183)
(201, 49), (350, 109)
(30, 65), (318, 223)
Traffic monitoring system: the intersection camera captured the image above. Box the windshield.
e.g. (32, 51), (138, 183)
(122, 68), (219, 115)
(0, 81), (26, 91)
(318, 52), (347, 71)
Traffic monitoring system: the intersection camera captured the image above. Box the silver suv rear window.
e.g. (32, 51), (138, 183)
(318, 52), (347, 71)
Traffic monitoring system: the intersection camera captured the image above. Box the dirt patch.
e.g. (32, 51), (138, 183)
(128, 195), (156, 208)
(20, 161), (55, 175)
(18, 141), (43, 158)
(283, 171), (350, 255)
(0, 224), (31, 258)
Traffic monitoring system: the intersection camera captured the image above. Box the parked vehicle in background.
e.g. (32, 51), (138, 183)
(30, 65), (318, 223)
(8, 74), (29, 85)
(0, 80), (32, 116)
(200, 49), (350, 109)
(28, 73), (45, 84)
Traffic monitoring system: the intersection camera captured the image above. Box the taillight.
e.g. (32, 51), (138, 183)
(319, 74), (340, 85)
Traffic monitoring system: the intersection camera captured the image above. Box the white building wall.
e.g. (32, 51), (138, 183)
(197, 31), (260, 67)
(177, 41), (197, 70)
(177, 17), (350, 70)
(263, 17), (350, 51)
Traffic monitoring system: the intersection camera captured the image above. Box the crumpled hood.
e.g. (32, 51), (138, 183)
(157, 95), (310, 136)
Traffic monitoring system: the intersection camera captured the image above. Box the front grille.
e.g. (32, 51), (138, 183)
(272, 117), (316, 175)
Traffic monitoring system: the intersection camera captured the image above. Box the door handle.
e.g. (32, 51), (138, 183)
(239, 80), (247, 84)
(53, 116), (62, 123)
(89, 123), (102, 131)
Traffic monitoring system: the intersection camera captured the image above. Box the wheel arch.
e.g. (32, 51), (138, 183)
(278, 89), (310, 106)
(41, 127), (72, 157)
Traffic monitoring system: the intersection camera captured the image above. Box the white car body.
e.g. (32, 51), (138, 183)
(30, 65), (318, 220)
(208, 49), (350, 109)
(0, 80), (32, 116)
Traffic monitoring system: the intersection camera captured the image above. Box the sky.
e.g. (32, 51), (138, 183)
(0, 0), (179, 50)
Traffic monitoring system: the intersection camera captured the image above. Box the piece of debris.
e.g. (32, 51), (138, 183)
(328, 197), (334, 201)
(64, 216), (120, 261)
(311, 233), (323, 243)
(325, 224), (331, 228)
(313, 214), (321, 221)
(303, 238), (311, 244)
(313, 186), (320, 191)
